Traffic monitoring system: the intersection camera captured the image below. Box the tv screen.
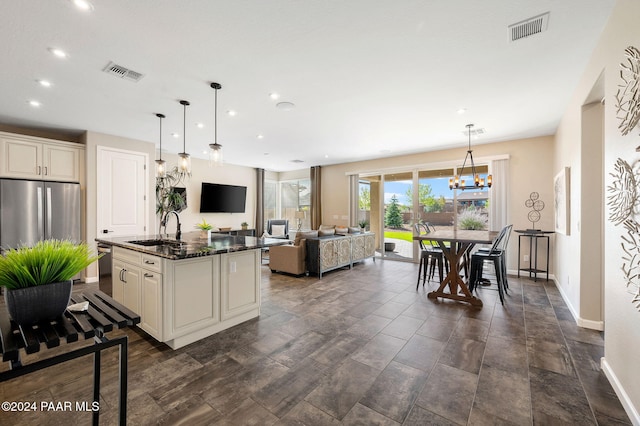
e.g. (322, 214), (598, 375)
(199, 182), (247, 213)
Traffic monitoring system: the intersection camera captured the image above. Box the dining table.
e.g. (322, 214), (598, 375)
(414, 229), (499, 307)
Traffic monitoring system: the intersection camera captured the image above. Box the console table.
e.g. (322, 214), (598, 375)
(0, 289), (140, 425)
(515, 229), (554, 282)
(214, 228), (255, 237)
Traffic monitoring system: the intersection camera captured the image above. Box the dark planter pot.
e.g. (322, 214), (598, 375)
(4, 280), (72, 325)
(384, 242), (396, 252)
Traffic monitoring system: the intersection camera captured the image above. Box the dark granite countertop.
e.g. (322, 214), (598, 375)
(96, 231), (291, 260)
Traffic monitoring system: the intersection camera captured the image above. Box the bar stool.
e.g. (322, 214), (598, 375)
(415, 223), (447, 289)
(470, 224), (512, 304)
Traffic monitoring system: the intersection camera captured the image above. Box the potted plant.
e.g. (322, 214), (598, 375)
(195, 218), (213, 238)
(156, 166), (189, 234)
(241, 221), (249, 230)
(0, 239), (101, 325)
(358, 219), (369, 233)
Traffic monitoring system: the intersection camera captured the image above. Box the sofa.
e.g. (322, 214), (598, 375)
(269, 225), (375, 277)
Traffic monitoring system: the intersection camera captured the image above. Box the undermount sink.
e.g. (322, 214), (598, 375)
(127, 239), (182, 247)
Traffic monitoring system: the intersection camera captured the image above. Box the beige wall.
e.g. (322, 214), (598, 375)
(158, 152), (257, 232)
(320, 135), (555, 273)
(555, 0), (640, 419)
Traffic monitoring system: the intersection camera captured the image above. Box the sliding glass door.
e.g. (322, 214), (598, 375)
(357, 164), (492, 263)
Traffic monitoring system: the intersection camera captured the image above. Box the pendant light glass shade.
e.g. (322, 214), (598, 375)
(178, 100), (191, 174)
(209, 82), (224, 167)
(155, 113), (166, 178)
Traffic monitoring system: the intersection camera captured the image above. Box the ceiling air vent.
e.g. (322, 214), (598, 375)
(290, 159), (305, 163)
(508, 12), (550, 42)
(102, 61), (145, 82)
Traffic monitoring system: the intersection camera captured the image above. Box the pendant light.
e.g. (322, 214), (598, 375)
(178, 100), (191, 174)
(209, 82), (223, 167)
(449, 124), (493, 190)
(155, 113), (166, 178)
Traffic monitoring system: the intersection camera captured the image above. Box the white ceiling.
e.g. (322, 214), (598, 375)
(0, 0), (616, 172)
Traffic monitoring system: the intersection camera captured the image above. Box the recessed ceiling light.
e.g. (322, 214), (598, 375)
(72, 0), (93, 11)
(202, 150), (208, 155)
(257, 134), (264, 139)
(171, 133), (180, 138)
(37, 80), (52, 87)
(324, 154), (329, 158)
(269, 93), (280, 100)
(48, 47), (68, 58)
(28, 100), (41, 107)
(227, 110), (237, 116)
(276, 102), (295, 111)
(457, 108), (467, 114)
(196, 123), (204, 128)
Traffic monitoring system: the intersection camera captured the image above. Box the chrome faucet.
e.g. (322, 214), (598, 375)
(162, 210), (182, 240)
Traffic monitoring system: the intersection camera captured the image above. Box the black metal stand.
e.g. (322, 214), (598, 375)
(0, 289), (139, 426)
(516, 230), (554, 282)
(0, 334), (128, 425)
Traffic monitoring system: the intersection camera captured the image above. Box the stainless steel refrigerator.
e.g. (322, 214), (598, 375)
(0, 179), (81, 250)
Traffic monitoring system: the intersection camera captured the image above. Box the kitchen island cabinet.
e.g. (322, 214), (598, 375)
(97, 233), (285, 349)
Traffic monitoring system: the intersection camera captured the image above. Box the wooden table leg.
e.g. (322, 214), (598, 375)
(427, 241), (483, 306)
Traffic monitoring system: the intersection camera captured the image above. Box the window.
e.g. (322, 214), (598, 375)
(280, 178), (310, 230)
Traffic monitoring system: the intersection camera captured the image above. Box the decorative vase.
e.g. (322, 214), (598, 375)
(360, 227), (366, 233)
(241, 225), (248, 230)
(4, 280), (72, 325)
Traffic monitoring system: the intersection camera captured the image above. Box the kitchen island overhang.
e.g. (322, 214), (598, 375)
(96, 232), (290, 349)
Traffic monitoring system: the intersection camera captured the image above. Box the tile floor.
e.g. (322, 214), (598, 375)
(0, 259), (631, 425)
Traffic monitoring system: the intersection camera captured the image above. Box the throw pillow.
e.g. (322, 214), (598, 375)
(319, 224), (335, 230)
(348, 227), (361, 234)
(318, 229), (336, 237)
(271, 224), (286, 237)
(335, 226), (348, 234)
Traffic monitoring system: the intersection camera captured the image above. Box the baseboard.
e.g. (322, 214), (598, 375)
(550, 277), (604, 331)
(84, 276), (99, 283)
(602, 357), (640, 425)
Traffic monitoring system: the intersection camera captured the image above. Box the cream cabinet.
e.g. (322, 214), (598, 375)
(0, 133), (82, 182)
(221, 250), (260, 321)
(112, 258), (142, 315)
(109, 245), (261, 349)
(112, 247), (163, 340)
(164, 255), (220, 340)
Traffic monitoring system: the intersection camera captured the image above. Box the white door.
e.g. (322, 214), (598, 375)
(97, 147), (147, 237)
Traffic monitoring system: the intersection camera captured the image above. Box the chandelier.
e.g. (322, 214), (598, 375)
(449, 124), (492, 190)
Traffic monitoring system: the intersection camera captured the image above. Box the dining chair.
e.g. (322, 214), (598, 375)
(415, 223), (447, 289)
(469, 224), (512, 304)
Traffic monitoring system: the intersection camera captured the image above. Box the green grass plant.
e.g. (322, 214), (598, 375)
(384, 230), (413, 242)
(0, 239), (101, 289)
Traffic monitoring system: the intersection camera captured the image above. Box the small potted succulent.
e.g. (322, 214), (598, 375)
(241, 221), (249, 230)
(195, 218), (213, 238)
(0, 239), (101, 325)
(358, 219), (369, 233)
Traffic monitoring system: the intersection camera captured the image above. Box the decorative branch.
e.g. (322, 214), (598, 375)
(615, 46), (640, 136)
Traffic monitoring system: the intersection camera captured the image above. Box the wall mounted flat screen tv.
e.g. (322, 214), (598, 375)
(199, 182), (247, 213)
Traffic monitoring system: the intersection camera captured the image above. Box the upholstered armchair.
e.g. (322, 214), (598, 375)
(266, 219), (289, 239)
(269, 230), (317, 276)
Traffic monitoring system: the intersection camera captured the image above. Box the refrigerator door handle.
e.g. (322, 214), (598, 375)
(37, 186), (44, 239)
(46, 186), (52, 239)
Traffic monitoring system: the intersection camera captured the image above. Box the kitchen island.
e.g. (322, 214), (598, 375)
(95, 232), (289, 349)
